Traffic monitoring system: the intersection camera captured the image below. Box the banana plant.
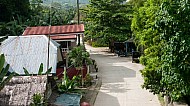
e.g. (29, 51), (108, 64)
(23, 63), (52, 75)
(0, 54), (15, 91)
(57, 70), (78, 93)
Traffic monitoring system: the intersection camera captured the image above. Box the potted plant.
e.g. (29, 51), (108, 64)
(68, 45), (92, 86)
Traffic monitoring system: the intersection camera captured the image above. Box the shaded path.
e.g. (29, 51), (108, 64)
(85, 44), (160, 106)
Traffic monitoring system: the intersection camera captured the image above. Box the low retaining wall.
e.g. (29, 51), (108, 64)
(0, 75), (47, 106)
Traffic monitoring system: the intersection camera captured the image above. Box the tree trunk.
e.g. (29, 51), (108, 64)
(109, 39), (114, 53)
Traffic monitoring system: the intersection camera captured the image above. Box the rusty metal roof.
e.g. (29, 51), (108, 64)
(0, 35), (59, 74)
(50, 35), (76, 40)
(23, 24), (84, 36)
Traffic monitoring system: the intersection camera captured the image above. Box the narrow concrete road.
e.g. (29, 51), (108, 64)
(85, 44), (160, 106)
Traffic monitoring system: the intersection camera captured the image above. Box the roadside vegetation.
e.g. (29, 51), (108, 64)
(132, 0), (190, 105)
(84, 0), (190, 105)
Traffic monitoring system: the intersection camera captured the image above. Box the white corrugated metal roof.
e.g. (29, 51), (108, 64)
(0, 35), (59, 75)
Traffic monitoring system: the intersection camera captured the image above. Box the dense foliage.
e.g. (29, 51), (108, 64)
(132, 0), (190, 104)
(68, 46), (92, 70)
(0, 0), (76, 36)
(0, 0), (31, 22)
(155, 0), (190, 103)
(43, 0), (89, 5)
(131, 0), (163, 94)
(84, 0), (132, 49)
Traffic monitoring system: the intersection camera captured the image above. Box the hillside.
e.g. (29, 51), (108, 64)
(43, 0), (89, 5)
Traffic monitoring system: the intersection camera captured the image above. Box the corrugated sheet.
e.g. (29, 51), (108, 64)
(23, 24), (84, 36)
(0, 35), (59, 74)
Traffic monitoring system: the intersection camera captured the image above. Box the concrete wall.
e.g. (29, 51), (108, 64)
(0, 75), (47, 106)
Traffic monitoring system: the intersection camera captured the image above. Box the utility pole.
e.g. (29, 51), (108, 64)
(45, 0), (53, 100)
(77, 0), (80, 46)
(47, 3), (52, 72)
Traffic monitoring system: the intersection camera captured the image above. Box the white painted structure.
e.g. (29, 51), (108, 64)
(0, 35), (59, 74)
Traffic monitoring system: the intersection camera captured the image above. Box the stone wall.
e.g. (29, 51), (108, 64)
(0, 75), (47, 106)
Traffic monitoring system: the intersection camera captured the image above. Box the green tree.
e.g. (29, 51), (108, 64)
(50, 4), (76, 25)
(0, 0), (31, 36)
(128, 0), (146, 9)
(131, 0), (164, 94)
(28, 1), (76, 26)
(133, 0), (190, 104)
(0, 0), (31, 22)
(155, 0), (190, 104)
(84, 0), (132, 50)
(0, 1), (76, 36)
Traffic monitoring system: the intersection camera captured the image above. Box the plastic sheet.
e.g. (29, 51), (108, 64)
(54, 93), (81, 106)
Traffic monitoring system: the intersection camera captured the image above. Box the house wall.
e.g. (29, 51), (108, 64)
(71, 41), (77, 49)
(0, 75), (47, 106)
(57, 48), (63, 62)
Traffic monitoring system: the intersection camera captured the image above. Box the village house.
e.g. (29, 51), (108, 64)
(22, 24), (85, 68)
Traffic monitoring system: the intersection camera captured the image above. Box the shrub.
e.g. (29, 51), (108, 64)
(91, 41), (108, 47)
(31, 93), (45, 106)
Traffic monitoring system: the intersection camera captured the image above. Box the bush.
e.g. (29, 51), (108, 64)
(91, 41), (108, 47)
(31, 93), (45, 106)
(84, 74), (93, 87)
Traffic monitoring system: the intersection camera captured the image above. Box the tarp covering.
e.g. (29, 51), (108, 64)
(54, 93), (81, 106)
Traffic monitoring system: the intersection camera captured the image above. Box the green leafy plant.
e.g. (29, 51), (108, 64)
(75, 75), (82, 87)
(68, 46), (92, 86)
(69, 46), (92, 69)
(0, 54), (15, 91)
(74, 73), (93, 87)
(131, 0), (164, 95)
(155, 0), (190, 104)
(31, 93), (45, 106)
(84, 74), (93, 87)
(57, 70), (78, 93)
(132, 0), (190, 104)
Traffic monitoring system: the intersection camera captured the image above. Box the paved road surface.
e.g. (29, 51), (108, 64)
(85, 44), (160, 106)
